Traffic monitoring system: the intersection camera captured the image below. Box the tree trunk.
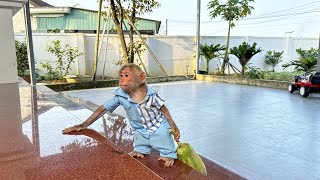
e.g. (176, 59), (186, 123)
(206, 60), (209, 73)
(128, 0), (136, 63)
(242, 65), (245, 75)
(110, 0), (129, 64)
(92, 0), (103, 81)
(221, 20), (232, 74)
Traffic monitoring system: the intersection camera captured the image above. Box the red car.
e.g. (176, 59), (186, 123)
(288, 72), (320, 97)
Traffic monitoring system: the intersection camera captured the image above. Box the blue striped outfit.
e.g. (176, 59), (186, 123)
(103, 86), (177, 159)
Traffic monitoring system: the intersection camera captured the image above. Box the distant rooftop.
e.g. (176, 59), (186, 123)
(30, 0), (53, 7)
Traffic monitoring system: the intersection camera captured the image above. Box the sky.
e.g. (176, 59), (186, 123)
(43, 0), (320, 37)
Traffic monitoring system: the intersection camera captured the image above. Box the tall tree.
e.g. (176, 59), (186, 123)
(109, 0), (160, 64)
(208, 0), (255, 74)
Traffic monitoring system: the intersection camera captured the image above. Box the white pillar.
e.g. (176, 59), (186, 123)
(285, 36), (294, 71)
(76, 33), (86, 75)
(195, 0), (201, 75)
(0, 0), (27, 84)
(0, 0), (28, 156)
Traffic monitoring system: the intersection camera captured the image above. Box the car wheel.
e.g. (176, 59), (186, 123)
(299, 86), (310, 97)
(288, 84), (295, 93)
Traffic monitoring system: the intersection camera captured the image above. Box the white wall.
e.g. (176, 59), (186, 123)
(146, 36), (195, 76)
(14, 33), (319, 78)
(15, 33), (78, 76)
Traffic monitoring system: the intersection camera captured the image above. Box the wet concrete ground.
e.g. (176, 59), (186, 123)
(64, 80), (320, 180)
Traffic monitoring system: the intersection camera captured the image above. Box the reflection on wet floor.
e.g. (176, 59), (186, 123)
(0, 81), (242, 179)
(0, 82), (160, 179)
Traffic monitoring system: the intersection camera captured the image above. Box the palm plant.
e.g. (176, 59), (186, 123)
(264, 50), (284, 72)
(229, 42), (262, 75)
(199, 43), (225, 73)
(282, 48), (318, 72)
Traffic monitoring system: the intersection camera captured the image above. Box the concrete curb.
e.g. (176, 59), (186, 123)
(196, 74), (290, 90)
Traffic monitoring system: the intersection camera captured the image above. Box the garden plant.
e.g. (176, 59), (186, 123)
(41, 40), (83, 81)
(282, 48), (318, 73)
(264, 50), (284, 72)
(229, 42), (262, 75)
(199, 43), (225, 73)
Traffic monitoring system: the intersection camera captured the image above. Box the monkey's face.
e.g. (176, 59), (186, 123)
(119, 68), (137, 92)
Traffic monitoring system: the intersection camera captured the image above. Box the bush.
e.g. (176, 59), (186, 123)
(245, 66), (303, 82)
(264, 50), (283, 72)
(245, 66), (265, 79)
(282, 48), (318, 72)
(263, 71), (303, 82)
(41, 40), (83, 80)
(15, 41), (29, 77)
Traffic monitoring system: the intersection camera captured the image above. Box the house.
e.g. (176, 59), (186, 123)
(13, 0), (161, 35)
(12, 0), (53, 33)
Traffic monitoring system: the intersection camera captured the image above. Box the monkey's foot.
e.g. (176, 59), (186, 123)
(128, 151), (144, 158)
(158, 157), (175, 167)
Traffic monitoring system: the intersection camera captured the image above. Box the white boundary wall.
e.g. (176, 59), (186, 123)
(14, 33), (319, 78)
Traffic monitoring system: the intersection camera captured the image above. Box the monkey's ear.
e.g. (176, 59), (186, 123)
(140, 72), (146, 83)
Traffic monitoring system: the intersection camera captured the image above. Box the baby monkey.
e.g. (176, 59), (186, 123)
(63, 63), (180, 167)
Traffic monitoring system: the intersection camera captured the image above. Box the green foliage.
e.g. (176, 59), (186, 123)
(115, 40), (146, 66)
(229, 42), (262, 75)
(245, 66), (265, 79)
(264, 50), (284, 72)
(245, 68), (303, 82)
(208, 0), (255, 27)
(276, 71), (301, 81)
(128, 40), (146, 63)
(199, 43), (225, 73)
(41, 62), (60, 80)
(41, 40), (83, 80)
(47, 29), (60, 33)
(15, 41), (29, 77)
(282, 48), (318, 72)
(110, 0), (160, 64)
(132, 0), (160, 15)
(264, 71), (303, 81)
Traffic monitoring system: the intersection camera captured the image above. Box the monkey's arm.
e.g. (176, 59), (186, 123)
(160, 105), (180, 141)
(63, 105), (107, 134)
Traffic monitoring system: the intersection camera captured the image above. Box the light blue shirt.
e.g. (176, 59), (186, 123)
(103, 86), (168, 135)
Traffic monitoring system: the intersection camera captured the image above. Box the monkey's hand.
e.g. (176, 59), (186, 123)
(62, 123), (87, 134)
(170, 126), (180, 142)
